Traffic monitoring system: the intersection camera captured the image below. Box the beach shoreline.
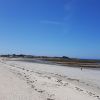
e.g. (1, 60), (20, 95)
(0, 58), (100, 100)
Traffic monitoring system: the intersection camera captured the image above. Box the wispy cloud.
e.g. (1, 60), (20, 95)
(64, 0), (73, 11)
(64, 0), (74, 21)
(40, 20), (61, 25)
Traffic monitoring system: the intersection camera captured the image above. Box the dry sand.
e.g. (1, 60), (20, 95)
(0, 58), (100, 100)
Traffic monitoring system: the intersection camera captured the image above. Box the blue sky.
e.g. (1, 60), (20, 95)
(0, 0), (100, 59)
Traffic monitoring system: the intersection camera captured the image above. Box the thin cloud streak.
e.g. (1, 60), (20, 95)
(40, 20), (61, 25)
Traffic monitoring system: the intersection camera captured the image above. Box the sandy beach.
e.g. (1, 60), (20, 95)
(0, 58), (100, 100)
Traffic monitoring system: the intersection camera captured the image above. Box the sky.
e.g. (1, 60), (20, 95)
(0, 0), (100, 59)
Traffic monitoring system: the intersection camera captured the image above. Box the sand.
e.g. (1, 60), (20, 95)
(0, 58), (100, 100)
